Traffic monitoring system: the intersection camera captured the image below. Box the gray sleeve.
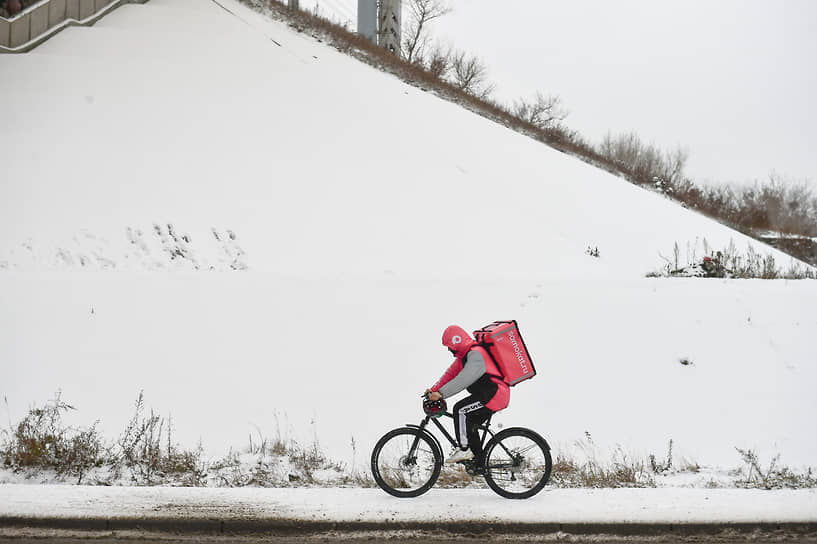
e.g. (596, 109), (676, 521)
(438, 350), (487, 399)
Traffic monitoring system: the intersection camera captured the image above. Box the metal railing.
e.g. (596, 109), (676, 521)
(0, 0), (147, 53)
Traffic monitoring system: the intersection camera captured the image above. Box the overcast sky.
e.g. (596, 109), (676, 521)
(308, 0), (816, 188)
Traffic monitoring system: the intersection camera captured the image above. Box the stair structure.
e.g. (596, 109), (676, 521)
(0, 0), (146, 52)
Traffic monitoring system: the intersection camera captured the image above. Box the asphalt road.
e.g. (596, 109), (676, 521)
(2, 536), (817, 543)
(2, 527), (817, 543)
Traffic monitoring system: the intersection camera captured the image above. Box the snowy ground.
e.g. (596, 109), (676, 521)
(1, 485), (816, 525)
(1, 0), (815, 499)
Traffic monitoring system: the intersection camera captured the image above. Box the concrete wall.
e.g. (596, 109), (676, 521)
(66, 0), (80, 20)
(29, 3), (50, 38)
(49, 0), (67, 26)
(0, 18), (9, 47)
(1, 0), (114, 49)
(9, 16), (29, 47)
(79, 0), (94, 19)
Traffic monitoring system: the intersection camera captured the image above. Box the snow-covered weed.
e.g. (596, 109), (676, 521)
(112, 391), (207, 486)
(650, 238), (816, 279)
(649, 439), (674, 474)
(734, 447), (816, 490)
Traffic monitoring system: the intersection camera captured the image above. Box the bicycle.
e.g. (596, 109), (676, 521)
(371, 396), (552, 499)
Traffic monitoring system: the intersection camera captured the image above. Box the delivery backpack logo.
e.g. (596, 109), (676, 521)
(473, 320), (536, 386)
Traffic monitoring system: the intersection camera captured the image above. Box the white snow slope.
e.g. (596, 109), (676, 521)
(0, 0), (815, 482)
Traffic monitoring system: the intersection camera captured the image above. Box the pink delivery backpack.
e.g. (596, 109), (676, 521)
(473, 320), (536, 386)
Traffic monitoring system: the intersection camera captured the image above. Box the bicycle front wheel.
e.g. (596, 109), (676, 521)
(483, 427), (552, 499)
(371, 427), (442, 498)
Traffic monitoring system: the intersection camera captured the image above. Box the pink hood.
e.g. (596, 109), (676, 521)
(442, 325), (475, 359)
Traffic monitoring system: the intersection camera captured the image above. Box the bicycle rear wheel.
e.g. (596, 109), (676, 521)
(483, 427), (552, 499)
(371, 427), (442, 498)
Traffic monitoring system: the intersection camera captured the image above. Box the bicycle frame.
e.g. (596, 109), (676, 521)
(406, 410), (501, 470)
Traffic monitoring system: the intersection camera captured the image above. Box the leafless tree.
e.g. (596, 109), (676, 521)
(449, 50), (494, 99)
(402, 0), (452, 64)
(511, 92), (569, 129)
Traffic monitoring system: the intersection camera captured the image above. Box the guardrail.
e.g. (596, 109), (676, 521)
(0, 0), (146, 53)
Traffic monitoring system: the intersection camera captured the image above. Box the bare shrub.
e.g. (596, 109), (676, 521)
(424, 42), (451, 79)
(734, 448), (816, 489)
(512, 92), (568, 130)
(449, 50), (494, 99)
(0, 392), (106, 484)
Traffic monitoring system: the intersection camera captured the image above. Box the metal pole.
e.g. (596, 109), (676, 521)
(357, 0), (377, 43)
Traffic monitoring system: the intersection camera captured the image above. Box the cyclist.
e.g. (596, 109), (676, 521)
(425, 325), (509, 464)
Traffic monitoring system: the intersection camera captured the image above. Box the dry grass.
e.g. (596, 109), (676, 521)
(551, 455), (655, 488)
(113, 391), (207, 486)
(650, 238), (816, 279)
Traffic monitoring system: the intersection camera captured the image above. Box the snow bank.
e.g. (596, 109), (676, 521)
(1, 484), (816, 524)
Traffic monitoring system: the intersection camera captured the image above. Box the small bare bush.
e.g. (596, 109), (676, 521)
(424, 43), (451, 79)
(449, 50), (494, 99)
(512, 92), (568, 130)
(734, 447), (816, 489)
(0, 392), (106, 484)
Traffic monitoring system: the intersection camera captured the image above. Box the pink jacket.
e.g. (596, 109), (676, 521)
(431, 325), (509, 412)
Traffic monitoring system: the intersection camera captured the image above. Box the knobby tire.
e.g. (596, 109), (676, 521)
(482, 427), (552, 499)
(371, 427), (442, 498)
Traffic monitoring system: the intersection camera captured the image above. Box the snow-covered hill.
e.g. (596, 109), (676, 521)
(1, 0), (814, 475)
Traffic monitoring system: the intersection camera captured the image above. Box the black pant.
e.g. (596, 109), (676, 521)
(453, 395), (492, 458)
